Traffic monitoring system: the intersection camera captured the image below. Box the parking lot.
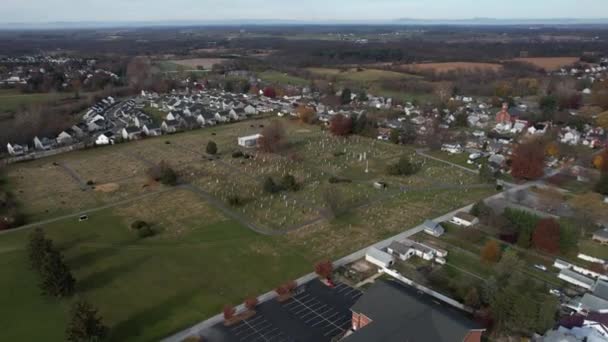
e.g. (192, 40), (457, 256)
(200, 279), (363, 341)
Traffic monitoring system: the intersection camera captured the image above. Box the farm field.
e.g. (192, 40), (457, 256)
(259, 70), (310, 86)
(511, 57), (580, 71)
(0, 89), (80, 113)
(169, 58), (228, 69)
(0, 117), (497, 341)
(307, 67), (419, 83)
(399, 62), (503, 73)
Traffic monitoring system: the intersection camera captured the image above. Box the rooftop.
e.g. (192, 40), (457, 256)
(346, 280), (483, 342)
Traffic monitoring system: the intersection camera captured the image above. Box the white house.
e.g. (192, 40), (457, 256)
(121, 127), (142, 141)
(244, 105), (258, 116)
(365, 247), (394, 269)
(95, 132), (114, 146)
(56, 131), (73, 145)
(238, 134), (262, 148)
(450, 212), (479, 227)
(142, 124), (162, 137)
(387, 240), (447, 262)
(161, 120), (179, 133)
(33, 136), (53, 150)
(441, 144), (464, 154)
(6, 143), (28, 156)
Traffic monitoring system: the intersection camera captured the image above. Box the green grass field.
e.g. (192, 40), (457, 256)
(0, 202), (313, 341)
(258, 71), (310, 86)
(0, 89), (79, 113)
(307, 67), (419, 84)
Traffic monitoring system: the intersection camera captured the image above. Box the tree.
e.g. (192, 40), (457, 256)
(275, 285), (289, 296)
(389, 129), (400, 144)
(258, 120), (286, 153)
(480, 240), (502, 264)
(340, 88), (352, 105)
(223, 305), (236, 320)
(263, 177), (282, 194)
(314, 261), (333, 279)
(386, 156), (420, 176)
(536, 296), (559, 333)
(126, 57), (153, 90)
(297, 106), (316, 124)
(281, 174), (300, 192)
(329, 114), (352, 137)
(263, 87), (277, 98)
(244, 297), (258, 311)
(206, 141), (218, 155)
(323, 188), (347, 219)
(464, 287), (481, 308)
(539, 95), (558, 119)
(470, 200), (492, 219)
(66, 299), (108, 342)
(479, 162), (495, 183)
(147, 161), (178, 186)
(40, 247), (76, 297)
(28, 228), (52, 272)
(596, 172), (608, 196)
(510, 141), (545, 180)
(532, 218), (561, 254)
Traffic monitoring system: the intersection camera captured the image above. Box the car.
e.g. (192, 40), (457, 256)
(549, 289), (562, 297)
(78, 215), (89, 222)
(534, 264), (547, 272)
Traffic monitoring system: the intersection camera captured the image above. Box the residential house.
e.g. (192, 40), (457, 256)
(345, 280), (485, 342)
(365, 247), (395, 269)
(87, 118), (106, 132)
(244, 104), (258, 116)
(196, 112), (216, 126)
(566, 280), (608, 314)
(161, 120), (180, 134)
(387, 240), (447, 262)
(33, 136), (53, 150)
(56, 131), (73, 145)
(6, 143), (28, 156)
(95, 132), (115, 146)
(559, 269), (596, 290)
(142, 124), (162, 137)
(423, 220), (445, 237)
(593, 229), (608, 245)
(180, 116), (200, 130)
(121, 127), (142, 141)
(451, 212), (479, 227)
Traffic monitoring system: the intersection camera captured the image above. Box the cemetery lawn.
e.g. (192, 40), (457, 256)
(0, 117), (496, 340)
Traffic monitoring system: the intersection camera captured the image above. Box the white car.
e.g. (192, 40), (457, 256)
(534, 264), (547, 272)
(549, 289), (562, 297)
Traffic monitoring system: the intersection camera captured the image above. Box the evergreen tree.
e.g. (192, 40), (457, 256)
(40, 248), (75, 297)
(340, 88), (352, 105)
(66, 299), (108, 342)
(28, 228), (52, 271)
(281, 174), (299, 192)
(206, 141), (218, 155)
(479, 162), (495, 183)
(536, 296), (559, 333)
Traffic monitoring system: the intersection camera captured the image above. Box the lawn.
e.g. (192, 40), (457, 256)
(258, 71), (310, 86)
(425, 150), (480, 171)
(307, 67), (418, 83)
(0, 89), (80, 113)
(0, 193), (314, 342)
(579, 239), (608, 260)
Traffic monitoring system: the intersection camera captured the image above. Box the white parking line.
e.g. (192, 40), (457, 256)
(289, 296), (346, 335)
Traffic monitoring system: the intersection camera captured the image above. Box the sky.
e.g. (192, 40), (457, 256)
(1, 0), (607, 23)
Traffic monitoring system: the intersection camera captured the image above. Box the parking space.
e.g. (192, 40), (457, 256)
(228, 315), (289, 342)
(200, 279), (363, 342)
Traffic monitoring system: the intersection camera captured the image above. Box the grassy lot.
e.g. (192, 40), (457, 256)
(258, 71), (309, 86)
(0, 192), (314, 341)
(307, 67), (419, 83)
(0, 89), (79, 113)
(425, 150), (480, 171)
(0, 117), (497, 340)
(142, 105), (167, 124)
(578, 239), (608, 260)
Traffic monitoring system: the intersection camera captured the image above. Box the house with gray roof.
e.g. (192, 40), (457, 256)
(345, 280), (484, 342)
(423, 220), (445, 237)
(593, 229), (608, 245)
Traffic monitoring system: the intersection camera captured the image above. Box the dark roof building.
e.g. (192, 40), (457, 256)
(345, 280), (484, 342)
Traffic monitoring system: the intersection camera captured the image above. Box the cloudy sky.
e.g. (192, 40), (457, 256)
(1, 0), (607, 23)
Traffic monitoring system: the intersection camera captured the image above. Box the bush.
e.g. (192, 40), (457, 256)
(232, 150), (244, 158)
(281, 174), (300, 192)
(329, 176), (352, 184)
(206, 141), (218, 155)
(148, 161), (178, 186)
(386, 156), (421, 176)
(227, 195), (245, 207)
(137, 226), (155, 238)
(130, 220), (149, 230)
(263, 177), (282, 194)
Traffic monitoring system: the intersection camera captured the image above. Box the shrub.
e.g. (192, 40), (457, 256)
(130, 220), (149, 230)
(223, 305), (236, 320)
(148, 161), (178, 186)
(227, 195), (245, 207)
(314, 261), (333, 279)
(281, 174), (300, 192)
(206, 141), (218, 155)
(263, 177), (282, 194)
(244, 297), (258, 310)
(386, 156), (421, 176)
(329, 176), (352, 184)
(232, 150), (244, 158)
(137, 226), (155, 238)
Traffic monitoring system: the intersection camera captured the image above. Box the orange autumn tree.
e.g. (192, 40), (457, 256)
(593, 149), (608, 171)
(329, 114), (353, 137)
(511, 141), (545, 180)
(314, 261), (333, 279)
(480, 240), (502, 264)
